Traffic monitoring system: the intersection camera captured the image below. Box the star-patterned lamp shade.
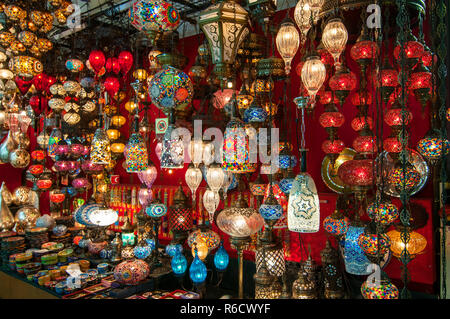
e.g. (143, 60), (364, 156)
(343, 225), (371, 275)
(287, 173), (320, 233)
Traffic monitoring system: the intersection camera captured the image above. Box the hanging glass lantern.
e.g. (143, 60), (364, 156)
(137, 161), (158, 188)
(255, 241), (285, 277)
(358, 225), (391, 262)
(409, 61), (432, 107)
(168, 184), (192, 233)
(294, 0), (323, 43)
(189, 138), (204, 168)
(387, 227), (427, 259)
(301, 55), (327, 105)
(206, 164), (225, 194)
(287, 173), (320, 233)
(367, 201), (399, 226)
(323, 209), (349, 237)
(417, 130), (450, 165)
(276, 18), (300, 75)
(203, 188), (220, 222)
(198, 0), (250, 85)
(171, 249), (188, 276)
(124, 117), (148, 172)
(343, 224), (371, 275)
(160, 121), (184, 169)
(222, 114), (257, 173)
(329, 65), (357, 106)
(212, 89), (237, 110)
(90, 122), (111, 165)
(185, 164), (202, 200)
(321, 18), (348, 66)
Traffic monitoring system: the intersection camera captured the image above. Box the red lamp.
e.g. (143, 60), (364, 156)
(409, 61), (432, 107)
(350, 26), (379, 69)
(353, 135), (377, 154)
(319, 90), (339, 105)
(318, 47), (334, 69)
(329, 65), (357, 106)
(118, 51), (133, 75)
(337, 158), (374, 188)
(351, 116), (373, 132)
(351, 91), (372, 106)
(319, 111), (345, 129)
(379, 59), (399, 104)
(31, 150), (45, 162)
(33, 73), (48, 92)
(393, 35), (424, 68)
(383, 137), (403, 153)
(88, 50), (106, 74)
(103, 76), (120, 98)
(322, 139), (345, 154)
(106, 57), (121, 75)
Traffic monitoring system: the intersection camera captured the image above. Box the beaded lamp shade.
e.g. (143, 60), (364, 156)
(146, 199), (168, 218)
(361, 276), (399, 299)
(367, 201), (399, 226)
(124, 131), (148, 172)
(323, 210), (349, 237)
(187, 228), (220, 251)
(90, 127), (111, 165)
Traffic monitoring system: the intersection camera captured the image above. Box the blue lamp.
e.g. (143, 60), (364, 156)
(171, 250), (188, 277)
(189, 245), (207, 285)
(214, 241), (229, 272)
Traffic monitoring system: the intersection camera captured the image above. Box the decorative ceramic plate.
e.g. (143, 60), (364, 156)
(321, 148), (356, 194)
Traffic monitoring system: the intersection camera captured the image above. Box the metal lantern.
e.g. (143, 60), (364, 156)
(199, 0), (250, 84)
(276, 19), (300, 75)
(321, 18), (348, 66)
(168, 184), (192, 238)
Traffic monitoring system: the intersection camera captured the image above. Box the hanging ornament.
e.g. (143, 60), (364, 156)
(276, 18), (300, 75)
(321, 18), (348, 66)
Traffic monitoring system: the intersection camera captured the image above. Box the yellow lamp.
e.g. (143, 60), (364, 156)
(133, 69), (148, 81)
(124, 101), (138, 113)
(192, 240), (209, 261)
(111, 141), (125, 154)
(111, 115), (126, 127)
(106, 128), (120, 140)
(387, 227), (427, 259)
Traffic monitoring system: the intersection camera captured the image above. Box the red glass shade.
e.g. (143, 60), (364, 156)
(50, 192), (65, 204)
(319, 90), (339, 105)
(33, 73), (48, 92)
(394, 41), (424, 61)
(70, 144), (84, 156)
(54, 161), (70, 172)
(28, 164), (44, 176)
(353, 135), (377, 154)
(103, 76), (120, 97)
(380, 68), (399, 88)
(72, 177), (89, 188)
(118, 51), (133, 74)
(337, 159), (374, 187)
(319, 112), (345, 128)
(106, 57), (121, 75)
(31, 150), (45, 161)
(351, 91), (372, 106)
(409, 66), (431, 91)
(322, 139), (345, 154)
(383, 137), (403, 153)
(55, 143), (70, 156)
(329, 70), (357, 92)
(351, 116), (373, 131)
(29, 95), (40, 109)
(350, 40), (379, 62)
(37, 178), (52, 190)
(88, 50), (106, 73)
(384, 108), (412, 126)
(421, 50), (433, 67)
(168, 207), (193, 232)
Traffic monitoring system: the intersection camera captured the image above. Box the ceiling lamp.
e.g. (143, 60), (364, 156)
(137, 161), (158, 188)
(323, 209), (349, 238)
(301, 55), (327, 107)
(160, 114), (184, 169)
(203, 188), (220, 223)
(189, 138), (204, 168)
(367, 201), (399, 227)
(329, 64), (357, 106)
(199, 0), (250, 86)
(90, 118), (111, 165)
(276, 19), (300, 75)
(129, 0), (180, 44)
(294, 0), (323, 43)
(417, 130), (449, 166)
(350, 25), (379, 70)
(409, 61), (432, 107)
(387, 226), (427, 260)
(206, 163), (225, 194)
(124, 116), (148, 172)
(185, 164), (202, 201)
(321, 18), (348, 66)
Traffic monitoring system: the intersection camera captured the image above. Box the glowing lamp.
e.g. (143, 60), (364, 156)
(321, 18), (348, 65)
(387, 227), (427, 259)
(276, 19), (300, 75)
(88, 50), (106, 73)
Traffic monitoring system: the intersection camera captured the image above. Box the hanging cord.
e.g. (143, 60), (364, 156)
(396, 0), (412, 299)
(434, 0), (448, 299)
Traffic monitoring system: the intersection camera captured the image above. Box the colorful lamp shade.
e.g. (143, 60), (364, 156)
(417, 134), (449, 164)
(222, 117), (257, 173)
(387, 228), (427, 259)
(214, 241), (229, 271)
(321, 18), (348, 65)
(166, 243), (183, 257)
(276, 19), (300, 75)
(90, 127), (111, 165)
(287, 173), (320, 233)
(301, 55), (327, 103)
(198, 0), (249, 80)
(358, 231), (391, 260)
(191, 240), (209, 260)
(124, 131), (148, 172)
(129, 0), (180, 39)
(190, 247), (208, 284)
(146, 199), (167, 218)
(187, 228), (220, 251)
(134, 244), (152, 259)
(259, 191), (283, 221)
(323, 210), (349, 237)
(216, 193), (264, 238)
(243, 101), (268, 124)
(322, 139), (345, 155)
(171, 250), (188, 276)
(148, 65), (193, 114)
(367, 201), (399, 226)
(361, 274), (399, 299)
(344, 225), (371, 275)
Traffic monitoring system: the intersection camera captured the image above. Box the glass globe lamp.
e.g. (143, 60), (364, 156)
(367, 201), (399, 226)
(171, 249), (188, 277)
(321, 18), (348, 66)
(361, 271), (399, 299)
(323, 210), (349, 237)
(387, 227), (427, 260)
(276, 19), (300, 75)
(206, 163), (225, 194)
(214, 241), (229, 271)
(189, 246), (207, 285)
(185, 164), (202, 201)
(344, 224), (371, 275)
(301, 55), (326, 105)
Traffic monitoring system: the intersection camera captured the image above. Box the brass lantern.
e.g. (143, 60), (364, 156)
(199, 0), (250, 86)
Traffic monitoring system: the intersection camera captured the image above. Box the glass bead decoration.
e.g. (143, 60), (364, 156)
(124, 132), (148, 172)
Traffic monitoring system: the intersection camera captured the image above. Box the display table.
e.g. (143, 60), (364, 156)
(0, 270), (59, 299)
